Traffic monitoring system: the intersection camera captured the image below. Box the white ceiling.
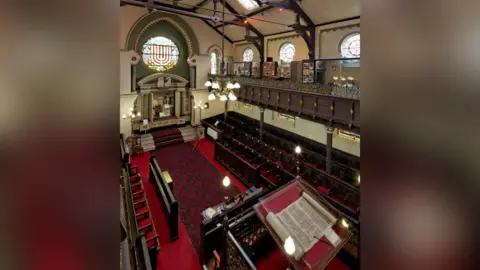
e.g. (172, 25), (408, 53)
(144, 0), (360, 40)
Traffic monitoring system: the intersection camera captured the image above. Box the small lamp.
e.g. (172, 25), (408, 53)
(341, 218), (350, 229)
(205, 80), (212, 87)
(222, 176), (231, 187)
(284, 236), (295, 255)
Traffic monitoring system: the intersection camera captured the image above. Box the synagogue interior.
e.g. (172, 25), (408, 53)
(120, 1), (360, 269)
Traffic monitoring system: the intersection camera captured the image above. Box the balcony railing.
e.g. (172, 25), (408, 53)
(235, 77), (360, 100)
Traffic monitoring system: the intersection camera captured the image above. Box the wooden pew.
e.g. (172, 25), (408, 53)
(121, 167), (158, 270)
(120, 133), (130, 164)
(149, 155), (179, 242)
(199, 189), (268, 266)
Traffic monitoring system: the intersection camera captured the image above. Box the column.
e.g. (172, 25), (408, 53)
(224, 101), (228, 121)
(259, 107), (265, 142)
(326, 126), (334, 174)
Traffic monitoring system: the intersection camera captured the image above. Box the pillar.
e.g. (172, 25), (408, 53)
(326, 126), (334, 174)
(224, 101), (228, 121)
(259, 107), (265, 141)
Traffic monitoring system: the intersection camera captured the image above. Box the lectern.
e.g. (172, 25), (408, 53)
(254, 178), (352, 269)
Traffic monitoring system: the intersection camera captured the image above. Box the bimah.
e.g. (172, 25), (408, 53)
(253, 177), (352, 269)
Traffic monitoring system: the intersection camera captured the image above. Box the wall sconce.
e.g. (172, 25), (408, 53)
(122, 108), (141, 119)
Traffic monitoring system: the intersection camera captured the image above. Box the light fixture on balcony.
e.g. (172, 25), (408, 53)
(204, 0), (240, 103)
(205, 78), (239, 102)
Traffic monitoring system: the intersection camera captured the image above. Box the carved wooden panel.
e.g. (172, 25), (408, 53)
(316, 96), (332, 119)
(333, 99), (352, 125)
(290, 93), (302, 113)
(260, 88), (270, 104)
(278, 91), (290, 110)
(302, 95), (317, 117)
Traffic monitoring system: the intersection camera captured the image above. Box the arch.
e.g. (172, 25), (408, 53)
(338, 31), (360, 56)
(242, 47), (254, 62)
(137, 73), (189, 87)
(207, 44), (222, 56)
(126, 11), (199, 57)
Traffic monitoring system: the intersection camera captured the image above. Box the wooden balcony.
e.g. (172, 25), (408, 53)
(235, 84), (360, 132)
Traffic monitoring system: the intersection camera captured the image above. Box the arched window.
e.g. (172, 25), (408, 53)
(243, 48), (254, 62)
(142, 36), (180, 71)
(211, 52), (218, 74)
(340, 32), (360, 67)
(279, 42), (295, 64)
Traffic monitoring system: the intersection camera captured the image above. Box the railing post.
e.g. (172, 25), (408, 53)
(259, 107), (265, 142)
(326, 126), (334, 174)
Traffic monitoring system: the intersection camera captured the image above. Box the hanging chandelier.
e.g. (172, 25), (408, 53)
(205, 79), (240, 101)
(204, 0), (240, 102)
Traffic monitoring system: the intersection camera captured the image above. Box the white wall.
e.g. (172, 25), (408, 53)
(120, 6), (234, 56)
(316, 19), (360, 58)
(231, 101), (360, 157)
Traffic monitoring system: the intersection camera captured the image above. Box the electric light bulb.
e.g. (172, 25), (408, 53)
(333, 76), (339, 80)
(357, 175), (360, 184)
(233, 82), (241, 89)
(341, 218), (350, 229)
(129, 108), (133, 112)
(122, 114), (126, 119)
(284, 236), (295, 255)
(348, 76), (354, 81)
(208, 93), (216, 100)
(220, 95), (228, 101)
(341, 77), (346, 81)
(229, 94), (237, 101)
(227, 82), (234, 89)
(222, 176), (230, 187)
(204, 80), (212, 87)
(137, 112), (141, 116)
(212, 81), (220, 89)
(295, 146), (301, 154)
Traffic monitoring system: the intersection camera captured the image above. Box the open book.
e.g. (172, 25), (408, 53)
(266, 192), (341, 260)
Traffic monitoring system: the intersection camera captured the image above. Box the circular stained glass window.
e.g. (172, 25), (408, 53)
(243, 48), (253, 62)
(142, 36), (180, 71)
(279, 43), (295, 63)
(340, 33), (360, 58)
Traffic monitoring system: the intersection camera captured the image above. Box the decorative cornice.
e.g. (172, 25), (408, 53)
(320, 23), (360, 34)
(267, 34), (301, 43)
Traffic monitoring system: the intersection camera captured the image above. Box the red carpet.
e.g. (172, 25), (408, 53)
(190, 139), (248, 193)
(154, 142), (240, 257)
(131, 152), (201, 270)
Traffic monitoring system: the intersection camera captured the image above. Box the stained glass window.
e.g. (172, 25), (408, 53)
(237, 0), (259, 10)
(211, 52), (217, 75)
(243, 48), (253, 62)
(279, 43), (295, 64)
(142, 36), (180, 72)
(340, 33), (360, 67)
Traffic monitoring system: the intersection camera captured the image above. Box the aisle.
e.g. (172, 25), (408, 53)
(130, 152), (201, 270)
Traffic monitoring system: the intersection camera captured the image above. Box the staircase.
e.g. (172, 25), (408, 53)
(179, 125), (205, 142)
(151, 128), (184, 148)
(139, 134), (155, 152)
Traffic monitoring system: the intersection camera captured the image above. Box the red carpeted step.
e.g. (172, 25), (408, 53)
(151, 128), (181, 138)
(154, 139), (185, 148)
(154, 133), (184, 143)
